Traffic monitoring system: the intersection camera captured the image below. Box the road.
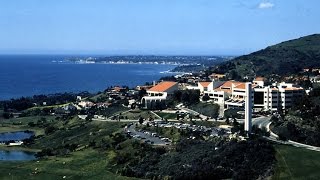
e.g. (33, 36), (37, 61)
(236, 116), (271, 127)
(247, 116), (320, 152)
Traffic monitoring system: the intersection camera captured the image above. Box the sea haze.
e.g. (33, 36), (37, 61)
(0, 55), (177, 100)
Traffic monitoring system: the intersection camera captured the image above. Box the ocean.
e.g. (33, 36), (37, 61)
(0, 55), (177, 100)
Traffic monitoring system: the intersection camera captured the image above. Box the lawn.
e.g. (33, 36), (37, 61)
(0, 148), (138, 180)
(0, 116), (56, 135)
(273, 145), (320, 180)
(0, 116), (135, 180)
(120, 110), (157, 120)
(155, 112), (177, 120)
(30, 120), (126, 150)
(189, 102), (220, 118)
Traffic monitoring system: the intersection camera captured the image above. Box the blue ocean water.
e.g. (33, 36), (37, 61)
(0, 55), (177, 100)
(0, 131), (34, 142)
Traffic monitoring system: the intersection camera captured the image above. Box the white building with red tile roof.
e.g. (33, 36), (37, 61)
(201, 79), (304, 112)
(141, 81), (179, 109)
(146, 81), (178, 96)
(197, 81), (213, 94)
(253, 77), (265, 87)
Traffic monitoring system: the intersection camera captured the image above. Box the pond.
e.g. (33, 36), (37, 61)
(0, 131), (36, 161)
(0, 131), (34, 142)
(0, 150), (36, 161)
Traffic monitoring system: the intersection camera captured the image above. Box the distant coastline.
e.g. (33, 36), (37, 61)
(0, 55), (179, 100)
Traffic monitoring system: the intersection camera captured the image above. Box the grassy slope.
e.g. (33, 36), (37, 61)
(0, 149), (137, 180)
(155, 112), (177, 120)
(273, 145), (320, 180)
(30, 118), (126, 150)
(121, 110), (157, 120)
(0, 115), (136, 179)
(0, 116), (55, 135)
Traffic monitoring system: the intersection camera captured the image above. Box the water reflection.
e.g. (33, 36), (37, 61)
(0, 150), (36, 161)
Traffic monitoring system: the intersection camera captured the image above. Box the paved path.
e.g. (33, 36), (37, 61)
(250, 116), (320, 152)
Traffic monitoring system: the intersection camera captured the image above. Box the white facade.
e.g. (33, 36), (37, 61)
(204, 90), (227, 104)
(277, 82), (304, 110)
(141, 93), (167, 109)
(201, 80), (304, 112)
(245, 83), (252, 133)
(198, 82), (213, 94)
(255, 82), (304, 111)
(141, 81), (179, 109)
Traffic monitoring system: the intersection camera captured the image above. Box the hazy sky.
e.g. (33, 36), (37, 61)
(0, 0), (319, 55)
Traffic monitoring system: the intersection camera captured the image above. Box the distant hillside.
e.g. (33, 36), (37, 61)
(212, 34), (320, 80)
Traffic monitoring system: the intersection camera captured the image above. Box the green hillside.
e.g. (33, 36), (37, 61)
(212, 34), (320, 80)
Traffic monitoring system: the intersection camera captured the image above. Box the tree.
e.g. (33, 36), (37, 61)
(202, 95), (210, 102)
(45, 125), (56, 135)
(139, 117), (144, 124)
(173, 90), (182, 102)
(86, 114), (94, 121)
(181, 90), (200, 105)
(2, 112), (12, 119)
(138, 89), (147, 100)
(210, 104), (220, 119)
(189, 90), (200, 104)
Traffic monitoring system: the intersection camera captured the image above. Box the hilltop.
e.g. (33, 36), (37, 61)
(212, 34), (320, 80)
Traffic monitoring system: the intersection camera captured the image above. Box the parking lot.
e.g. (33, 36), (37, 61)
(124, 121), (230, 145)
(125, 123), (172, 146)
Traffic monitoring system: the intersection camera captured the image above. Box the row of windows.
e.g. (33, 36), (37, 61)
(205, 93), (223, 97)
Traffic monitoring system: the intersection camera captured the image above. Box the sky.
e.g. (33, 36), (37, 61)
(0, 0), (319, 55)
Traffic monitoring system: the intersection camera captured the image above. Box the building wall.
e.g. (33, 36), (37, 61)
(204, 90), (226, 104)
(200, 81), (304, 112)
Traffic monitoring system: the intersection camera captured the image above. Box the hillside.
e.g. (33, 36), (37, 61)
(212, 34), (320, 80)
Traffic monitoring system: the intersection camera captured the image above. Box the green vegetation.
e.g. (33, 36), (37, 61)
(119, 110), (157, 120)
(189, 102), (220, 119)
(137, 125), (184, 142)
(30, 118), (126, 150)
(0, 92), (91, 112)
(0, 149), (137, 180)
(155, 112), (177, 120)
(271, 87), (320, 146)
(88, 92), (109, 103)
(87, 105), (129, 119)
(172, 90), (200, 106)
(0, 116), (57, 135)
(120, 138), (275, 179)
(189, 120), (226, 127)
(273, 145), (320, 180)
(212, 34), (320, 80)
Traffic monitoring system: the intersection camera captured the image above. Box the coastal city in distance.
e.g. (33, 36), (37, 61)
(1, 0), (320, 180)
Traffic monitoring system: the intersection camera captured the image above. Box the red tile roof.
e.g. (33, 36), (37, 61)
(220, 81), (242, 88)
(234, 83), (246, 89)
(199, 82), (211, 88)
(214, 81), (246, 93)
(148, 81), (178, 92)
(283, 87), (304, 91)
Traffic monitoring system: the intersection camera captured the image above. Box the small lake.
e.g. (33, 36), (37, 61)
(0, 131), (36, 161)
(0, 150), (36, 161)
(0, 131), (34, 142)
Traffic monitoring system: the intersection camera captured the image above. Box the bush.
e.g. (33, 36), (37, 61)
(45, 125), (56, 135)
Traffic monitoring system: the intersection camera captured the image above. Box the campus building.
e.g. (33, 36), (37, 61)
(200, 77), (304, 112)
(141, 81), (179, 109)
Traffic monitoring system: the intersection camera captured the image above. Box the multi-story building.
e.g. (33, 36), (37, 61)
(141, 81), (179, 109)
(201, 78), (304, 112)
